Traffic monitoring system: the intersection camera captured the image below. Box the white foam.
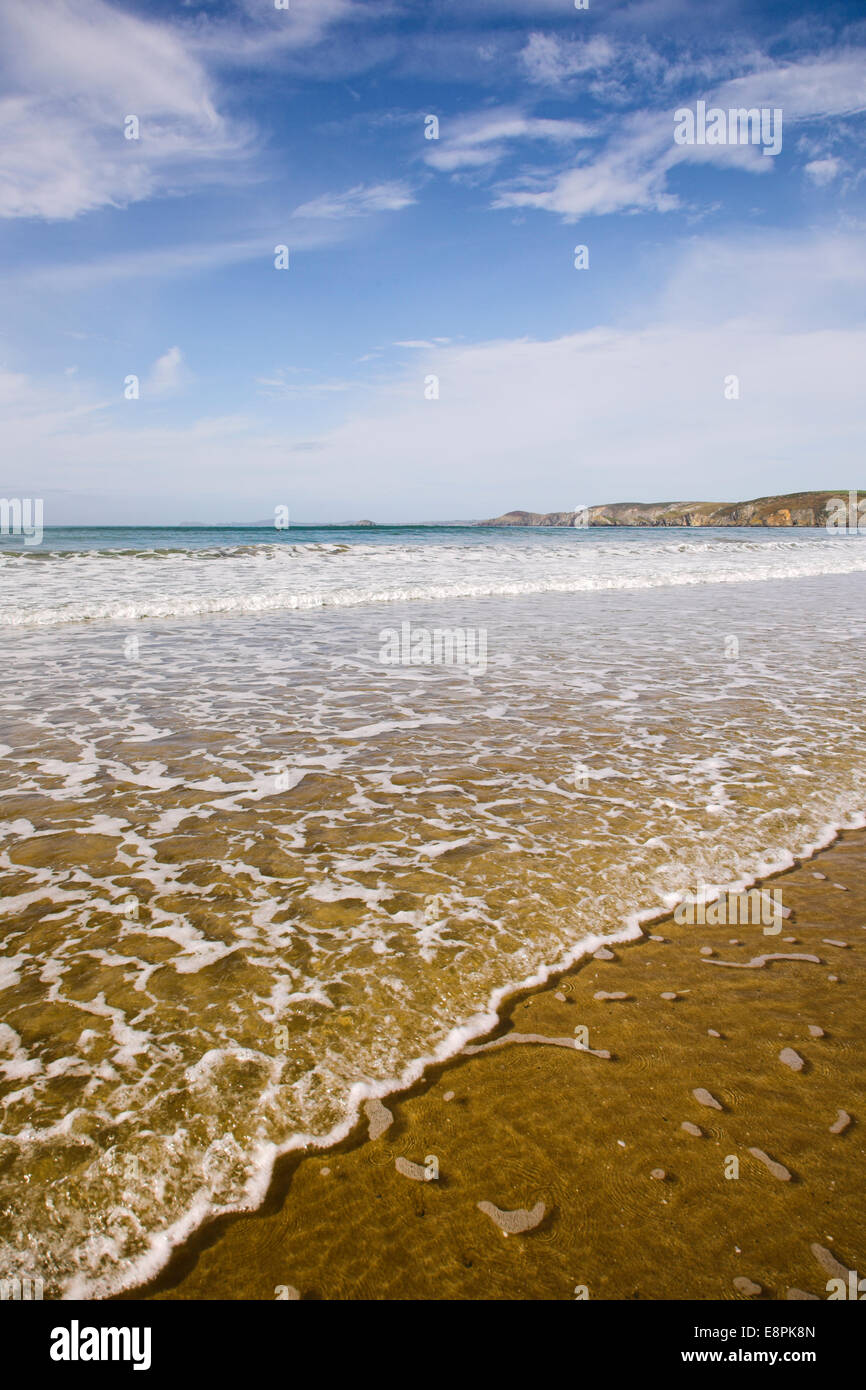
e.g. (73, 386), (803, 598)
(3, 531), (866, 628)
(3, 548), (866, 1302)
(97, 807), (866, 1299)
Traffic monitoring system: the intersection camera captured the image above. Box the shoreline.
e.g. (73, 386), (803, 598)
(118, 822), (866, 1302)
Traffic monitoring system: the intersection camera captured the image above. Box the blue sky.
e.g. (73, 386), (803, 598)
(1, 0), (865, 523)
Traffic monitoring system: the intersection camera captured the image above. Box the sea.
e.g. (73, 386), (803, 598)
(1, 523), (865, 1296)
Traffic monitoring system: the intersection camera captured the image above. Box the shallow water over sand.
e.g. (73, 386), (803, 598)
(1, 557), (865, 1295)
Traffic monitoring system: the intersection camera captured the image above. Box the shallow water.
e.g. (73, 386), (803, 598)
(1, 528), (865, 1296)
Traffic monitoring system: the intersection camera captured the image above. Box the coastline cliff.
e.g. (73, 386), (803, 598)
(478, 491), (863, 528)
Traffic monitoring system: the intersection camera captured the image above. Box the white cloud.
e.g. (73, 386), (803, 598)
(195, 0), (377, 65)
(22, 321), (860, 518)
(425, 109), (594, 174)
(6, 232), (866, 520)
(0, 0), (250, 219)
(145, 347), (187, 398)
(18, 238), (267, 293)
(292, 181), (416, 219)
(804, 156), (842, 185)
(494, 51), (866, 220)
(0, 363), (110, 471)
(267, 322), (866, 516)
(13, 219), (356, 293)
(713, 53), (866, 121)
(256, 368), (353, 399)
(656, 231), (866, 329)
(0, 0), (384, 221)
(494, 111), (681, 219)
(521, 32), (617, 86)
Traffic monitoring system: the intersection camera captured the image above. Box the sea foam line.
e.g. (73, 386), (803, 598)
(4, 556), (866, 628)
(89, 804), (866, 1303)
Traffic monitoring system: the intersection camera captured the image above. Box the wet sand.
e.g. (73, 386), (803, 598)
(127, 829), (866, 1301)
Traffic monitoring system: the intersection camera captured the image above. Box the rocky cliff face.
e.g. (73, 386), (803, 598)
(478, 492), (862, 528)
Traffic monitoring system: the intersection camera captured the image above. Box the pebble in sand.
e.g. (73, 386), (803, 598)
(395, 1156), (436, 1182)
(703, 952), (821, 970)
(477, 1200), (545, 1235)
(811, 1244), (849, 1281)
(364, 1098), (394, 1141)
(593, 947), (616, 961)
(808, 1025), (825, 1038)
(660, 991), (679, 1001)
(779, 1047), (805, 1072)
(692, 1087), (723, 1111)
(593, 990), (629, 1002)
(763, 892), (791, 918)
(829, 1109), (852, 1135)
(708, 1029), (721, 1038)
(464, 1032), (610, 1059)
(650, 1168), (666, 1181)
(822, 939), (849, 949)
(748, 1147), (791, 1181)
(554, 991), (567, 1002)
(681, 1122), (703, 1137)
(733, 1277), (762, 1297)
(443, 1090), (455, 1102)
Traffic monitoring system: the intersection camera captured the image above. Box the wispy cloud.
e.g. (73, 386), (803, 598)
(256, 367), (355, 400)
(145, 346), (187, 398)
(191, 0), (386, 66)
(425, 109), (594, 174)
(0, 0), (251, 219)
(292, 181), (416, 219)
(521, 32), (617, 86)
(10, 220), (358, 293)
(493, 110), (680, 219)
(714, 52), (866, 120)
(494, 50), (866, 220)
(9, 229), (865, 519)
(805, 156), (843, 185)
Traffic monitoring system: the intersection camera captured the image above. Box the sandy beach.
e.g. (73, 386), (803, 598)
(5, 557), (866, 1302)
(128, 828), (866, 1302)
(4, 0), (866, 1339)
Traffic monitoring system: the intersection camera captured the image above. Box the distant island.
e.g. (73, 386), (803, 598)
(478, 491), (864, 528)
(175, 519), (380, 528)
